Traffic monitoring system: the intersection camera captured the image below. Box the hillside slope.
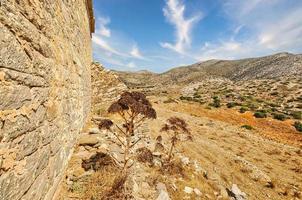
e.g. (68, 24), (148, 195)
(116, 52), (302, 87)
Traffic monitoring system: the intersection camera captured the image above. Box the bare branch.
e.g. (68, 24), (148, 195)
(109, 130), (126, 147)
(129, 137), (143, 149)
(115, 124), (128, 136)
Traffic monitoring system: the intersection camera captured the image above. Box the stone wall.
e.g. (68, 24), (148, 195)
(0, 1), (94, 199)
(91, 63), (127, 115)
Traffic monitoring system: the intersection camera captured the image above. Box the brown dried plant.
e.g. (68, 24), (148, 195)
(98, 91), (156, 172)
(160, 117), (192, 162)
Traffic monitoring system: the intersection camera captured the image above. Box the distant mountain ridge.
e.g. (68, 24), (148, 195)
(115, 52), (302, 87)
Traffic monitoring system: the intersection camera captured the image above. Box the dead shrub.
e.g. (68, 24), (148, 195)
(82, 152), (115, 171)
(161, 159), (185, 177)
(160, 117), (192, 162)
(99, 91), (157, 172)
(103, 174), (133, 200)
(136, 147), (153, 165)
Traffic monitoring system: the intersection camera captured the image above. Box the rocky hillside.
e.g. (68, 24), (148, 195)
(116, 52), (302, 87)
(91, 63), (127, 115)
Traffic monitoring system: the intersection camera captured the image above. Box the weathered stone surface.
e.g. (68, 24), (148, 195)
(0, 85), (31, 110)
(78, 134), (101, 146)
(91, 63), (127, 115)
(0, 0), (94, 199)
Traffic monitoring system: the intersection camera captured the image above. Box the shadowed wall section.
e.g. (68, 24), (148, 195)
(0, 0), (94, 199)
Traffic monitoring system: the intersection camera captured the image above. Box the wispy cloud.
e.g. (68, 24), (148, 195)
(126, 61), (137, 68)
(92, 15), (153, 69)
(197, 0), (302, 61)
(130, 45), (145, 60)
(96, 17), (111, 37)
(160, 0), (202, 54)
(92, 35), (127, 57)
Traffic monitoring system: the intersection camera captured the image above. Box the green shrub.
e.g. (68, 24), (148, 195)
(227, 102), (238, 108)
(193, 93), (201, 98)
(241, 125), (254, 130)
(180, 96), (193, 101)
(254, 111), (267, 118)
(291, 111), (302, 120)
(180, 96), (185, 100)
(272, 113), (287, 121)
(247, 103), (258, 111)
(209, 96), (221, 108)
(293, 121), (302, 132)
(270, 92), (279, 96)
(256, 98), (264, 103)
(239, 107), (249, 113)
(270, 107), (278, 112)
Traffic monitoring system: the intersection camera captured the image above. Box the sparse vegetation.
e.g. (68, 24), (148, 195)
(227, 102), (238, 108)
(180, 96), (193, 101)
(239, 106), (249, 113)
(160, 117), (192, 162)
(98, 91), (156, 172)
(272, 113), (287, 121)
(241, 125), (254, 130)
(291, 111), (302, 120)
(254, 110), (267, 118)
(293, 121), (302, 132)
(209, 96), (221, 108)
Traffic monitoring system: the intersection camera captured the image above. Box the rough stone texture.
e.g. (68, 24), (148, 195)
(0, 1), (94, 199)
(91, 63), (127, 115)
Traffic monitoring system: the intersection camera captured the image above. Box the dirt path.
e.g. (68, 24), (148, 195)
(149, 100), (302, 200)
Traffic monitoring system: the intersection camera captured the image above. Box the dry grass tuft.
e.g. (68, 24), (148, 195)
(161, 159), (185, 177)
(82, 166), (132, 200)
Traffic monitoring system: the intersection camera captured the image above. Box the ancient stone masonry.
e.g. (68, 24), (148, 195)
(0, 1), (94, 199)
(91, 63), (127, 115)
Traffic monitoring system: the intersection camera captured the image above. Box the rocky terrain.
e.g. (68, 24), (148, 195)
(1, 1), (301, 199)
(115, 52), (302, 87)
(56, 94), (302, 200)
(91, 62), (127, 115)
(56, 53), (302, 200)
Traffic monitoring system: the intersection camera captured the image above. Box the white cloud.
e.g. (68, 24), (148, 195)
(96, 17), (111, 37)
(93, 15), (152, 66)
(197, 0), (302, 61)
(130, 45), (145, 59)
(161, 0), (202, 54)
(92, 35), (126, 57)
(126, 62), (136, 68)
(258, 7), (302, 50)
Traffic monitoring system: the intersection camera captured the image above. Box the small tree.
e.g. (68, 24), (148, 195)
(98, 91), (156, 172)
(160, 117), (192, 162)
(209, 96), (221, 108)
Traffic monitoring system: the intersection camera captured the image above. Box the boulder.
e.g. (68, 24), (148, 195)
(194, 188), (202, 196)
(78, 134), (101, 146)
(227, 184), (247, 200)
(156, 190), (170, 200)
(184, 186), (193, 194)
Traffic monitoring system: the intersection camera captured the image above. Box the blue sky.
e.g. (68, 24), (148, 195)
(92, 0), (302, 72)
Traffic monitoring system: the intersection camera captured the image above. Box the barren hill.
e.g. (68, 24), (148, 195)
(116, 52), (302, 87)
